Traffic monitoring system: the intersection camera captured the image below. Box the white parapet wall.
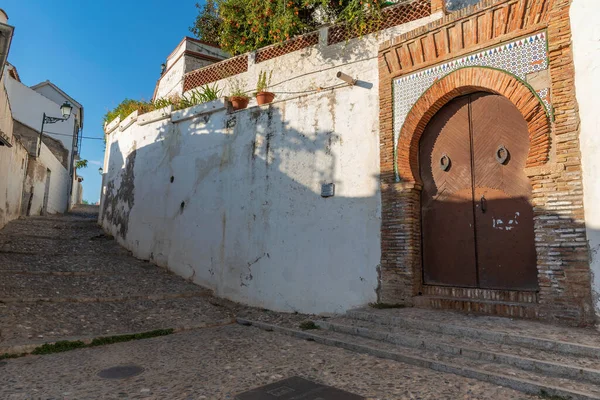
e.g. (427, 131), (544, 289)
(100, 5), (441, 314)
(101, 86), (382, 314)
(572, 0), (600, 319)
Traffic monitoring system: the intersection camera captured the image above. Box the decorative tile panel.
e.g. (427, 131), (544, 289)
(392, 32), (550, 175)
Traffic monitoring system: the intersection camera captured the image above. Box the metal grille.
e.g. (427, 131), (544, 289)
(255, 32), (320, 63)
(327, 0), (431, 45)
(183, 55), (249, 92)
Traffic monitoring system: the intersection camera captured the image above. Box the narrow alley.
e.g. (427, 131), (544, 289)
(0, 208), (537, 399)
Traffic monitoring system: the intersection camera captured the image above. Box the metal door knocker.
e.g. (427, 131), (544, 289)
(496, 145), (509, 165)
(440, 154), (451, 171)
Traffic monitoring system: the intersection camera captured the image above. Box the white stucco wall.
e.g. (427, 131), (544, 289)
(102, 86), (382, 314)
(0, 74), (28, 229)
(5, 76), (76, 160)
(39, 142), (70, 214)
(572, 0), (600, 319)
(0, 141), (27, 229)
(102, 9), (442, 314)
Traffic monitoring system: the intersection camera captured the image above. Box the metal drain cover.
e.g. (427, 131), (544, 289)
(235, 376), (364, 399)
(97, 365), (144, 380)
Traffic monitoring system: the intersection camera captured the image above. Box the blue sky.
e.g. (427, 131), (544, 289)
(3, 1), (200, 203)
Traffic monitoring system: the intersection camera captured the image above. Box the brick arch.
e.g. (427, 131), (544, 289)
(396, 67), (551, 183)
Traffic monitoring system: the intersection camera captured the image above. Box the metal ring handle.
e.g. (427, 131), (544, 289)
(440, 154), (451, 171)
(496, 145), (509, 165)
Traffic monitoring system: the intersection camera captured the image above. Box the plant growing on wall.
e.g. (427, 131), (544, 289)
(191, 0), (389, 55)
(75, 159), (88, 169)
(227, 78), (250, 110)
(104, 84), (223, 126)
(255, 70), (275, 105)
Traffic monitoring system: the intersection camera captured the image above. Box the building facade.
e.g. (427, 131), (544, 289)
(100, 0), (600, 326)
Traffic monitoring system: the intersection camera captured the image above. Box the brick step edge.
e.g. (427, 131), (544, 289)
(347, 309), (600, 358)
(0, 318), (235, 356)
(316, 319), (600, 386)
(236, 318), (600, 400)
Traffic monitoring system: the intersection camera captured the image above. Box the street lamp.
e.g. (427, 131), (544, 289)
(38, 101), (73, 156)
(98, 167), (103, 175)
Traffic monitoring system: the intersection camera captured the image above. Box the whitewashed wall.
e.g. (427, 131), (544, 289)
(102, 11), (441, 313)
(5, 76), (76, 160)
(0, 74), (27, 229)
(39, 142), (70, 214)
(0, 142), (27, 229)
(101, 85), (382, 314)
(572, 0), (600, 319)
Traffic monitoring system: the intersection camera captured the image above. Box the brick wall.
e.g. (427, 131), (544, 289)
(378, 0), (595, 325)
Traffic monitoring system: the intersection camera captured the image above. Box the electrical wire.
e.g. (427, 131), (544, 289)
(43, 130), (104, 140)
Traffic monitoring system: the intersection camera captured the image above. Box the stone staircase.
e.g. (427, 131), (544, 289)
(238, 308), (600, 400)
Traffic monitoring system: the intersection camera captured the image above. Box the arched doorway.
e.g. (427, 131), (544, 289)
(419, 92), (538, 290)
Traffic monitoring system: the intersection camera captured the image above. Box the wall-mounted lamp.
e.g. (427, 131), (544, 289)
(38, 102), (73, 156)
(160, 63), (166, 75)
(98, 167), (103, 175)
(336, 71), (357, 86)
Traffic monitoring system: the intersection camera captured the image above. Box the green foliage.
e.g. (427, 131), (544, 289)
(228, 78), (250, 98)
(0, 352), (27, 360)
(104, 85), (223, 126)
(256, 70), (273, 93)
(192, 0), (388, 55)
(32, 340), (87, 355)
(299, 321), (319, 330)
(189, 0), (222, 46)
(89, 329), (174, 347)
(82, 200), (90, 205)
(103, 99), (154, 125)
(75, 159), (88, 169)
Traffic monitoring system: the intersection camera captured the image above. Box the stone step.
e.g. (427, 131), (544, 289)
(0, 296), (234, 353)
(237, 318), (600, 400)
(347, 309), (600, 358)
(316, 318), (600, 385)
(413, 295), (539, 319)
(0, 272), (207, 301)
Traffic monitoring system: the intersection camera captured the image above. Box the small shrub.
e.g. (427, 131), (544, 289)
(299, 321), (319, 330)
(103, 99), (154, 126)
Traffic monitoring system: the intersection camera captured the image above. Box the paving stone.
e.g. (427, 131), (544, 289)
(0, 325), (536, 399)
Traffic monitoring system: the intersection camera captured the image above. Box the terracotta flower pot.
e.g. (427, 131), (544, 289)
(229, 96), (249, 111)
(256, 91), (275, 106)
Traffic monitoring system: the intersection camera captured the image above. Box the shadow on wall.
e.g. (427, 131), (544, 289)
(99, 97), (383, 314)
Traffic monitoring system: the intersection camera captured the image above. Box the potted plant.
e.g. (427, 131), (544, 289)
(228, 78), (250, 111)
(255, 70), (275, 106)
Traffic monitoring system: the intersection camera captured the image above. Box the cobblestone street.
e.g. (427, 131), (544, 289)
(0, 208), (537, 399)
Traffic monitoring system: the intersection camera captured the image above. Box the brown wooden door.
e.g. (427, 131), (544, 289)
(419, 92), (538, 290)
(420, 96), (478, 287)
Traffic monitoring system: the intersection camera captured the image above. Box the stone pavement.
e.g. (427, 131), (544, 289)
(0, 207), (537, 399)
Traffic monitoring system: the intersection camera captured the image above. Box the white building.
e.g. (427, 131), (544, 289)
(4, 64), (84, 214)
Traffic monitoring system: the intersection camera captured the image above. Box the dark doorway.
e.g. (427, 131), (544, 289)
(419, 92), (538, 291)
(42, 169), (51, 215)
